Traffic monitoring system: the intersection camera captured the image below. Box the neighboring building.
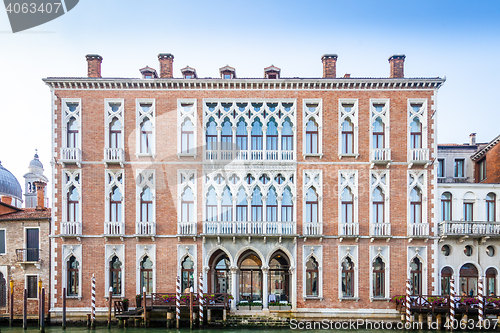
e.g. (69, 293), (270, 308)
(0, 159), (50, 319)
(437, 134), (500, 297)
(44, 53), (445, 320)
(23, 152), (49, 208)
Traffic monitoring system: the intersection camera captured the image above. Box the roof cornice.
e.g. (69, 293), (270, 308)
(471, 134), (500, 161)
(42, 77), (446, 91)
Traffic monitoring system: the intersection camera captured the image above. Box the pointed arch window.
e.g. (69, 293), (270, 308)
(109, 117), (122, 149)
(372, 257), (385, 298)
(110, 186), (122, 222)
(206, 188), (218, 222)
(67, 117), (79, 149)
(221, 187), (233, 222)
(410, 257), (422, 295)
(236, 188), (247, 222)
(109, 255), (122, 295)
(305, 120), (318, 154)
(282, 187), (293, 222)
(341, 118), (354, 154)
(410, 187), (422, 224)
(341, 188), (354, 224)
(181, 188), (194, 222)
(266, 187), (278, 222)
(140, 118), (153, 154)
(140, 256), (153, 295)
(221, 119), (232, 151)
(251, 119), (263, 151)
(140, 187), (153, 222)
(67, 186), (79, 222)
(236, 120), (248, 151)
(306, 257), (319, 296)
(251, 187), (263, 222)
(67, 255), (79, 296)
(410, 118), (422, 149)
(372, 117), (384, 149)
(487, 193), (496, 222)
(341, 257), (354, 297)
(181, 119), (194, 153)
(181, 256), (194, 292)
(206, 118), (217, 151)
(282, 118), (293, 151)
(266, 119), (278, 151)
(306, 188), (318, 223)
(373, 187), (384, 223)
(441, 192), (452, 221)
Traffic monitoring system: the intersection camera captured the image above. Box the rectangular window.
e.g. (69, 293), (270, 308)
(454, 159), (465, 178)
(27, 275), (38, 299)
(438, 159), (445, 178)
(464, 202), (473, 221)
(0, 230), (5, 254)
(478, 159), (486, 181)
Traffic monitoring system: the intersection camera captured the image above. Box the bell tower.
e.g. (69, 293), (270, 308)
(23, 150), (49, 208)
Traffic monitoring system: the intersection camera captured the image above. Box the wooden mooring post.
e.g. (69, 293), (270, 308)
(189, 289), (193, 330)
(23, 289), (27, 330)
(9, 278), (14, 327)
(142, 287), (147, 327)
(62, 287), (67, 329)
(108, 286), (113, 329)
(176, 276), (180, 329)
(40, 288), (45, 333)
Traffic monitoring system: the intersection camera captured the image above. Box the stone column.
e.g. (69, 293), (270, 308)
(230, 266), (238, 312)
(289, 266), (297, 310)
(262, 266), (269, 309)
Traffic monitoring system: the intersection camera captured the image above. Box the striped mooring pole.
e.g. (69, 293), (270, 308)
(478, 278), (484, 325)
(405, 278), (411, 323)
(176, 276), (181, 329)
(91, 274), (96, 328)
(449, 278), (456, 325)
(199, 273), (204, 328)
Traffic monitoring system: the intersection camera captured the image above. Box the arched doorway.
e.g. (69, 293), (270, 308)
(486, 267), (497, 295)
(441, 267), (453, 295)
(460, 263), (478, 296)
(268, 251), (290, 302)
(238, 251), (262, 302)
(208, 250), (232, 294)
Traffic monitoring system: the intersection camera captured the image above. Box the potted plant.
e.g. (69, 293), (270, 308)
(280, 302), (292, 310)
(268, 301), (280, 310)
(136, 294), (142, 308)
(250, 301), (263, 310)
(237, 301), (250, 310)
(122, 298), (129, 312)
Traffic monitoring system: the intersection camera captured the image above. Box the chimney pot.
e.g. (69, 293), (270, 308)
(85, 54), (103, 78)
(33, 181), (46, 210)
(158, 53), (174, 78)
(321, 54), (338, 78)
(469, 133), (477, 146)
(388, 54), (405, 78)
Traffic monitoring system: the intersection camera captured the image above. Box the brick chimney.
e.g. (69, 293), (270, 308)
(389, 54), (405, 78)
(0, 196), (12, 205)
(469, 133), (477, 145)
(158, 53), (174, 78)
(86, 54), (103, 78)
(321, 54), (338, 78)
(33, 181), (46, 210)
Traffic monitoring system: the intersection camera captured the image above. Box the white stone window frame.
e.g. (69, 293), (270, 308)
(104, 99), (125, 150)
(407, 246), (428, 295)
(136, 99), (156, 157)
(369, 245), (390, 300)
(177, 99), (197, 157)
(25, 274), (40, 300)
(303, 245), (323, 299)
(338, 245), (359, 300)
(136, 244), (156, 295)
(453, 158), (467, 179)
(303, 99), (323, 158)
(136, 169), (156, 224)
(369, 99), (390, 151)
(105, 169), (125, 224)
(407, 99), (428, 150)
(203, 168), (296, 223)
(370, 170), (390, 229)
(105, 244), (125, 298)
(338, 99), (359, 158)
(177, 245), (197, 293)
(303, 170), (322, 225)
(178, 170), (197, 223)
(61, 98), (82, 150)
(62, 244), (82, 299)
(408, 170), (428, 226)
(338, 170), (358, 231)
(62, 169), (82, 224)
(202, 99), (297, 162)
(0, 229), (6, 255)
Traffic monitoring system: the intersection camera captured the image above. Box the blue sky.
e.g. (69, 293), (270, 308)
(1, 0), (500, 195)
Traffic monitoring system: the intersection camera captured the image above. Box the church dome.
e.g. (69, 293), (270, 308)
(28, 152), (44, 174)
(0, 161), (22, 200)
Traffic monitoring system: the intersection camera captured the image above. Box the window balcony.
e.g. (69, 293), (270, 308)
(439, 221), (500, 238)
(135, 222), (156, 238)
(303, 222), (323, 236)
(104, 222), (124, 237)
(408, 148), (430, 167)
(202, 221), (296, 236)
(407, 223), (429, 237)
(340, 223), (359, 237)
(60, 148), (82, 167)
(206, 149), (294, 162)
(370, 223), (391, 237)
(178, 222), (197, 236)
(370, 149), (391, 166)
(16, 249), (40, 263)
(104, 148), (124, 167)
(60, 222), (82, 237)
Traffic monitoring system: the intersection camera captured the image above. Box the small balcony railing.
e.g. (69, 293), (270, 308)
(340, 223), (359, 237)
(178, 222), (197, 236)
(16, 249), (40, 262)
(370, 149), (391, 163)
(408, 148), (430, 163)
(303, 222), (323, 236)
(60, 222), (82, 236)
(408, 223), (429, 237)
(370, 223), (391, 237)
(202, 221), (296, 236)
(60, 148), (81, 166)
(136, 222), (156, 236)
(205, 149), (294, 162)
(439, 221), (500, 237)
(104, 148), (124, 166)
(104, 222), (124, 236)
